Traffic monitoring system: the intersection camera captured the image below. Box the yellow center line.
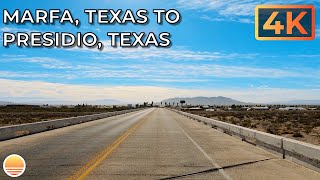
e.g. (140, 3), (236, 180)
(68, 116), (148, 180)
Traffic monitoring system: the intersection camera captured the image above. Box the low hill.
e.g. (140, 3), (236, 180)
(271, 100), (320, 105)
(160, 96), (247, 106)
(0, 99), (124, 105)
(0, 101), (13, 105)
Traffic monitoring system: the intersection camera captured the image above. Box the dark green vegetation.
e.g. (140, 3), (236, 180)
(0, 105), (131, 126)
(185, 110), (320, 145)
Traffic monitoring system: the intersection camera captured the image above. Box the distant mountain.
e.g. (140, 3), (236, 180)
(160, 96), (247, 106)
(0, 99), (125, 105)
(271, 100), (320, 105)
(0, 101), (13, 105)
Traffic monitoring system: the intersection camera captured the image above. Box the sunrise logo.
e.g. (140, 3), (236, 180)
(3, 154), (26, 177)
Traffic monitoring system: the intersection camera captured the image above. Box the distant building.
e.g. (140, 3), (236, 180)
(205, 109), (215, 111)
(127, 104), (133, 108)
(279, 107), (306, 111)
(95, 105), (113, 108)
(241, 107), (250, 110)
(187, 107), (202, 111)
(249, 106), (269, 111)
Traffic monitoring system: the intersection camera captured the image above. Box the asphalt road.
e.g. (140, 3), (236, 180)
(0, 108), (319, 180)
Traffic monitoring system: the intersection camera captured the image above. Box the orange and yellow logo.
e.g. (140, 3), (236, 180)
(3, 154), (26, 177)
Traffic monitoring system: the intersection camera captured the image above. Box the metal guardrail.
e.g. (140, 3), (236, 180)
(169, 108), (320, 172)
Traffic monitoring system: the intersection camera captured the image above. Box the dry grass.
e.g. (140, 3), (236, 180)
(0, 105), (130, 126)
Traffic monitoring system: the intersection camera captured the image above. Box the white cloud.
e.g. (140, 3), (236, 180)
(316, 28), (320, 38)
(178, 0), (320, 23)
(0, 79), (319, 103)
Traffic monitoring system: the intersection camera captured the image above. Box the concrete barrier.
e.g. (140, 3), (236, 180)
(283, 138), (320, 171)
(0, 109), (142, 141)
(169, 108), (320, 172)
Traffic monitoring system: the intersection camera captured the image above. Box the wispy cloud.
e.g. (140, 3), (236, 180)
(0, 27), (38, 33)
(68, 40), (258, 61)
(289, 54), (320, 58)
(0, 71), (75, 79)
(200, 15), (253, 24)
(71, 64), (304, 79)
(0, 54), (310, 80)
(1, 79), (319, 103)
(94, 49), (258, 61)
(0, 55), (70, 70)
(178, 0), (320, 23)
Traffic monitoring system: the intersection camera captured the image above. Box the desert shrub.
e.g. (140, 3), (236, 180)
(267, 126), (277, 134)
(237, 114), (244, 119)
(251, 124), (257, 128)
(293, 132), (304, 138)
(240, 119), (251, 128)
(304, 126), (313, 134)
(230, 117), (237, 124)
(0, 105), (131, 126)
(312, 121), (320, 128)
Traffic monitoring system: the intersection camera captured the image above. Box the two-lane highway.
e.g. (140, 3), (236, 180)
(0, 108), (319, 179)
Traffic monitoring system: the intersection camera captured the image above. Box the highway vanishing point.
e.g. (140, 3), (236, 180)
(0, 108), (319, 179)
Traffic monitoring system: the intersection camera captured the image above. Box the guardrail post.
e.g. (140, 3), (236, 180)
(281, 138), (285, 159)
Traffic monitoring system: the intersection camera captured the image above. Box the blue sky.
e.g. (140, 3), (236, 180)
(0, 0), (319, 103)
